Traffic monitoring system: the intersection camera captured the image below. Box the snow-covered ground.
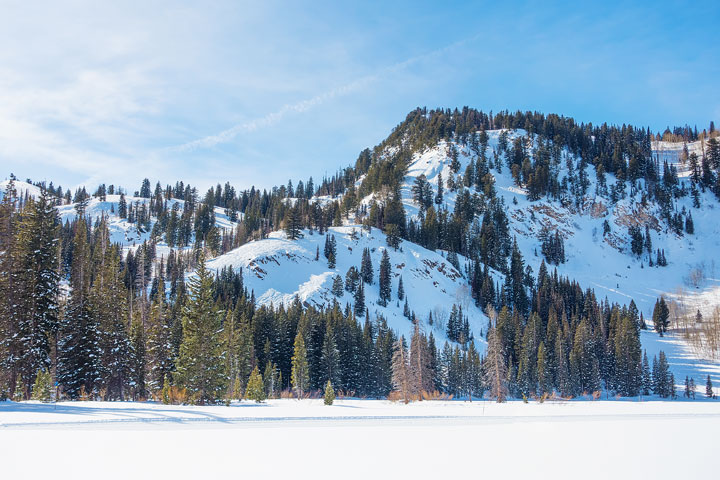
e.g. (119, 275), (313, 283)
(2, 399), (718, 478)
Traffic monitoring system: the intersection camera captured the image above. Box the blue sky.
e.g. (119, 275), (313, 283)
(1, 0), (717, 193)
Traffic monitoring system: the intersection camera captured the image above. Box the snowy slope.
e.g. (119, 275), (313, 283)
(57, 195), (155, 246)
(0, 179), (43, 201)
(56, 194), (239, 252)
(1, 180), (239, 254)
(207, 226), (485, 343)
(652, 138), (706, 177)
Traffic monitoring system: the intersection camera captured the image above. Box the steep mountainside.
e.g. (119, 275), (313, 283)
(207, 226), (485, 343)
(359, 130), (720, 317)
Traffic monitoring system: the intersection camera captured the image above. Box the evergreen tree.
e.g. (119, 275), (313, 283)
(175, 254), (226, 404)
(689, 377), (696, 399)
(554, 328), (571, 397)
(569, 319), (598, 395)
(57, 218), (101, 399)
(31, 368), (52, 402)
(613, 316), (642, 396)
(378, 249), (391, 306)
(345, 266), (359, 293)
(320, 326), (341, 387)
(412, 174), (433, 211)
(397, 276), (405, 300)
(118, 193), (127, 219)
(537, 341), (549, 396)
(360, 248), (373, 284)
(324, 380), (335, 405)
(409, 323), (432, 397)
(331, 275), (344, 297)
(506, 239), (529, 313)
(628, 226), (644, 257)
(354, 281), (365, 317)
(129, 316), (147, 400)
(291, 331), (310, 396)
(245, 366), (266, 402)
(641, 351), (652, 396)
(540, 231), (565, 265)
(447, 304), (460, 342)
(139, 178), (151, 198)
(706, 375), (714, 398)
(324, 234), (337, 268)
(435, 172), (444, 205)
(284, 204), (303, 240)
(652, 351), (672, 398)
(652, 297), (670, 336)
(483, 326), (507, 402)
(263, 361), (281, 399)
(9, 190), (60, 395)
(449, 144), (460, 173)
(384, 223), (401, 250)
(146, 298), (173, 394)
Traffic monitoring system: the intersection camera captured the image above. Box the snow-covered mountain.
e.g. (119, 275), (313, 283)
(360, 130), (720, 318)
(343, 128), (720, 382)
(5, 127), (720, 385)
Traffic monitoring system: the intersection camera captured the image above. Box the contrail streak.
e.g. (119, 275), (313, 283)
(170, 34), (480, 152)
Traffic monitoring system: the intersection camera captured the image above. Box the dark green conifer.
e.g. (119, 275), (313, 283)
(175, 254), (226, 404)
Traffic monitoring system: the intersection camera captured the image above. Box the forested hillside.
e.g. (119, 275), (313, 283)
(1, 108), (719, 404)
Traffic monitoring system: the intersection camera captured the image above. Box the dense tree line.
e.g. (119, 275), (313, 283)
(1, 177), (663, 403)
(475, 256), (655, 400)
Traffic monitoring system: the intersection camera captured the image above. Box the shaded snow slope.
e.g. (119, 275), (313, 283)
(652, 138), (706, 177)
(207, 226), (484, 343)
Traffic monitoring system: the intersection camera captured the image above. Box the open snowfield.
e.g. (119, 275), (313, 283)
(2, 398), (718, 479)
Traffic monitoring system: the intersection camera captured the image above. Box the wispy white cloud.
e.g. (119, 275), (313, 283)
(169, 76), (375, 152)
(169, 33), (481, 153)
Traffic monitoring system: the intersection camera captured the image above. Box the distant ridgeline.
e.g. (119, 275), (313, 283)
(1, 108), (717, 404)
